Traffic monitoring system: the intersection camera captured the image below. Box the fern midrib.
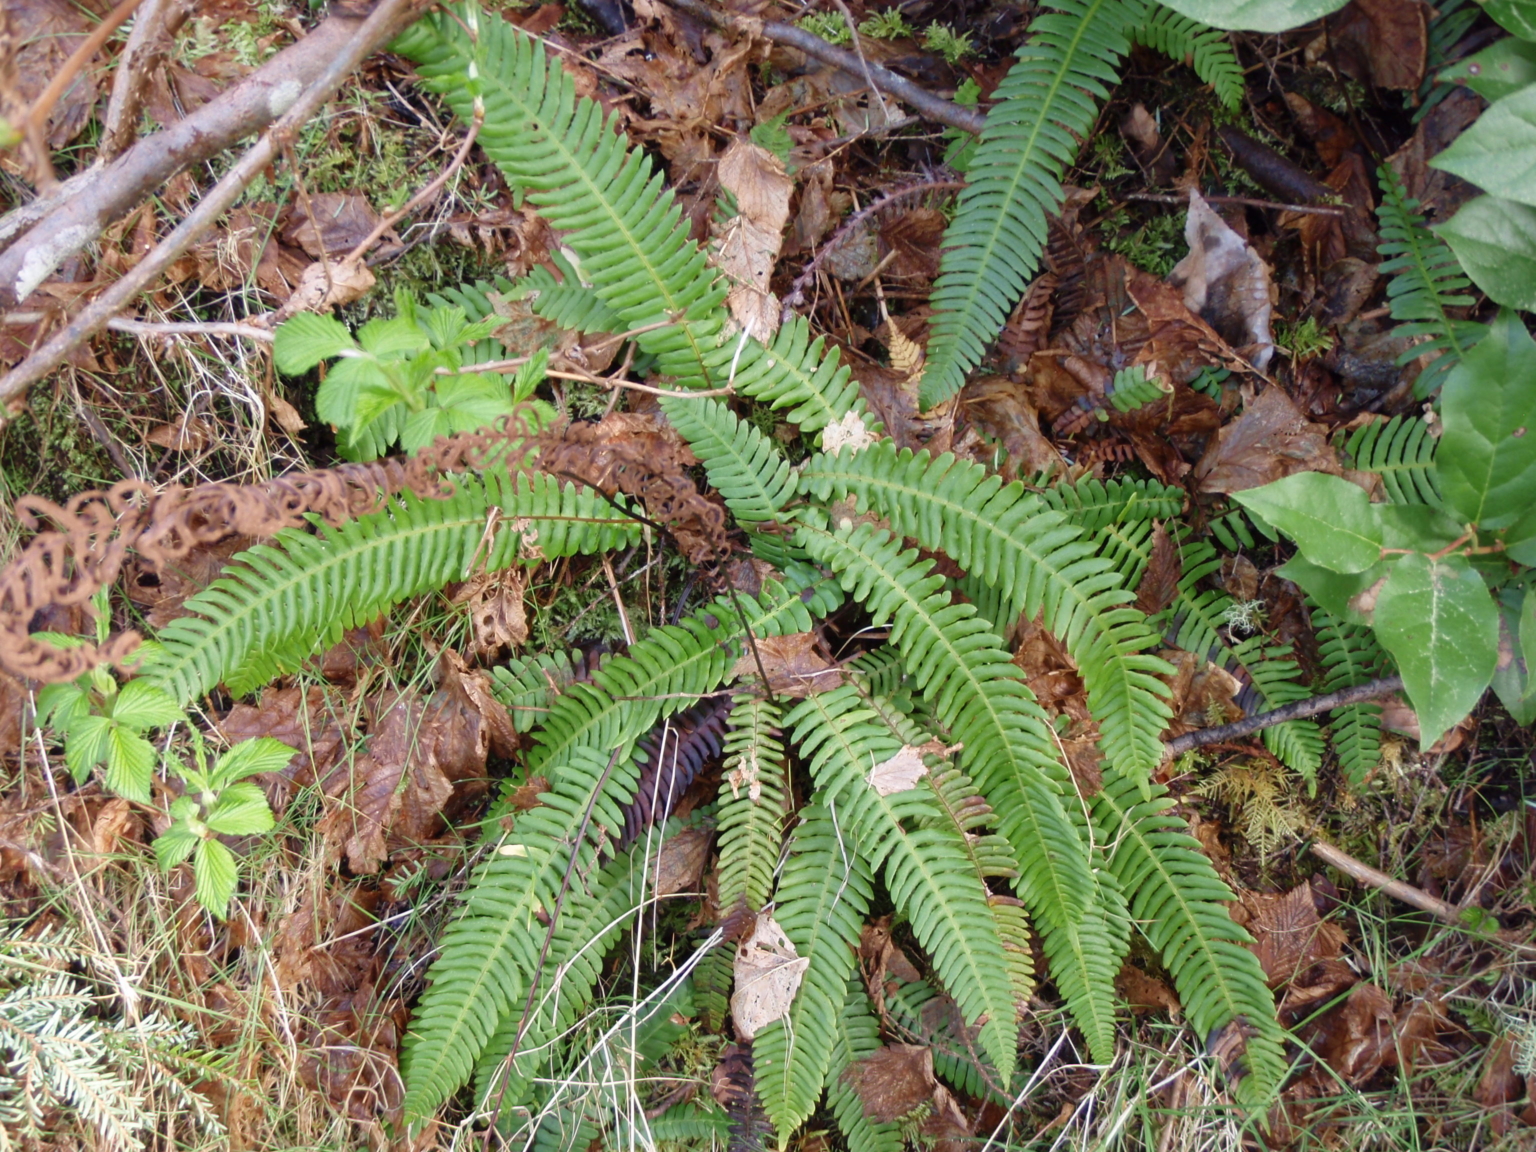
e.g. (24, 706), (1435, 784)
(927, 0), (1116, 385)
(148, 500), (501, 704)
(1396, 218), (1473, 361)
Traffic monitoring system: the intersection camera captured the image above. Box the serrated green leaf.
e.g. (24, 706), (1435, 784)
(64, 714), (113, 783)
(109, 680), (184, 730)
(1438, 38), (1536, 103)
(105, 727), (156, 803)
(214, 737), (301, 786)
(1437, 311), (1536, 530)
(274, 313), (357, 374)
(1489, 0), (1536, 41)
(1430, 88), (1536, 207)
(37, 682), (90, 734)
(1374, 553), (1498, 748)
(1152, 0), (1348, 32)
(1233, 473), (1382, 573)
(358, 315), (430, 358)
(194, 838), (239, 918)
(152, 825), (199, 870)
(314, 356), (377, 427)
(1434, 195), (1536, 310)
(204, 782), (275, 836)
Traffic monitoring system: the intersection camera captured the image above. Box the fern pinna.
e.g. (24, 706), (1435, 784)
(0, 4), (1295, 1144)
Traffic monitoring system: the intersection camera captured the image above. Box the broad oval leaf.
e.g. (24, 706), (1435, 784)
(1489, 0), (1536, 41)
(1430, 87), (1536, 207)
(1438, 38), (1536, 103)
(1374, 553), (1498, 749)
(1433, 196), (1536, 310)
(1233, 472), (1382, 573)
(1153, 0), (1348, 31)
(1438, 310), (1536, 529)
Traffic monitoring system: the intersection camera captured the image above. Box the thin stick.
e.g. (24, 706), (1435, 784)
(0, 0), (424, 420)
(1123, 191), (1345, 216)
(106, 318), (275, 341)
(663, 0), (985, 135)
(1164, 675), (1402, 757)
(829, 0), (895, 128)
(22, 0), (143, 181)
(602, 553), (635, 646)
(1309, 838), (1464, 925)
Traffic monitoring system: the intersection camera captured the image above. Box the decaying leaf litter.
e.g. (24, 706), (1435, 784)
(0, 0), (1534, 1149)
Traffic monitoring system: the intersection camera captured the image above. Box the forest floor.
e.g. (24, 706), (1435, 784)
(1, 0), (1535, 1149)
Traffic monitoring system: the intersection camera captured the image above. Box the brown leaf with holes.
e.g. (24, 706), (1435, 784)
(730, 632), (843, 697)
(1161, 649), (1243, 735)
(842, 1044), (937, 1124)
(1170, 191), (1276, 369)
(1239, 883), (1348, 990)
(1134, 524), (1182, 615)
(731, 913), (809, 1040)
(219, 686), (352, 811)
(453, 570), (529, 659)
(715, 139), (794, 341)
(1195, 385), (1342, 494)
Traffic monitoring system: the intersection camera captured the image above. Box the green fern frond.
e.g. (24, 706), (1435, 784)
(1037, 472), (1184, 531)
(1339, 415), (1442, 506)
(1376, 163), (1486, 397)
(801, 443), (1173, 788)
(787, 687), (1019, 1084)
(516, 255), (626, 334)
(1313, 604), (1390, 789)
(490, 648), (607, 734)
(716, 696), (790, 915)
(1095, 525), (1324, 780)
(1091, 764), (1287, 1104)
(1037, 875), (1130, 1063)
(402, 576), (835, 1120)
(146, 473), (635, 705)
(795, 520), (1093, 928)
(1208, 506), (1274, 551)
(472, 825), (653, 1103)
(627, 1104), (733, 1145)
(755, 800), (874, 1139)
(1132, 4), (1243, 109)
(659, 396), (797, 524)
(827, 980), (905, 1152)
(921, 0), (1137, 405)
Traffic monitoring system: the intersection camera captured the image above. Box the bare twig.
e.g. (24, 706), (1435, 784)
(105, 317), (275, 341)
(0, 0), (426, 420)
(1164, 675), (1403, 757)
(663, 0), (985, 135)
(1123, 191), (1345, 216)
(0, 6), (413, 306)
(21, 0), (143, 185)
(100, 0), (188, 162)
(1309, 839), (1464, 925)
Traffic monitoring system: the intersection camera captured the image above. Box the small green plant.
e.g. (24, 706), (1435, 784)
(1276, 315), (1335, 360)
(1101, 209), (1186, 277)
(274, 288), (555, 460)
(858, 8), (915, 39)
(153, 733), (290, 917)
(922, 23), (974, 65)
(1234, 309), (1536, 747)
(794, 11), (851, 45)
(941, 78), (982, 173)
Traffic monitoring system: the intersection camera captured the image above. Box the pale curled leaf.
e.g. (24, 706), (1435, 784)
(731, 912), (810, 1039)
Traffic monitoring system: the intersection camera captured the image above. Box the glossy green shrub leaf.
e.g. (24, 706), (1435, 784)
(1431, 88), (1536, 207)
(1373, 553), (1498, 748)
(1438, 310), (1536, 529)
(1434, 196), (1536, 310)
(1152, 0), (1348, 32)
(1492, 592), (1536, 724)
(1439, 38), (1536, 103)
(1232, 472), (1382, 573)
(1489, 0), (1536, 40)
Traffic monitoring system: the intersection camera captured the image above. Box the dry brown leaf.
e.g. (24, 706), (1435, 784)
(453, 570), (529, 659)
(958, 375), (1068, 481)
(219, 686), (352, 810)
(879, 208), (947, 281)
(1170, 191), (1276, 369)
(0, 670), (29, 755)
(1239, 882), (1348, 989)
(730, 912), (809, 1040)
(1195, 385), (1341, 494)
(867, 745), (931, 797)
(1326, 0), (1429, 91)
(7, 0), (96, 152)
(1307, 981), (1397, 1084)
(1134, 523), (1182, 616)
(282, 193), (382, 260)
(1120, 103), (1176, 185)
(729, 632), (843, 698)
(842, 1044), (937, 1124)
(1116, 964), (1181, 1015)
(126, 535), (257, 631)
(653, 825), (711, 896)
(145, 418), (215, 454)
(820, 410), (876, 456)
(715, 139), (794, 342)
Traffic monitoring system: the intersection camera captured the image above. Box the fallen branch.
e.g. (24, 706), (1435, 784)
(1164, 675), (1403, 757)
(663, 0), (986, 135)
(1123, 192), (1345, 216)
(1309, 839), (1464, 925)
(0, 0), (426, 420)
(0, 5), (410, 309)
